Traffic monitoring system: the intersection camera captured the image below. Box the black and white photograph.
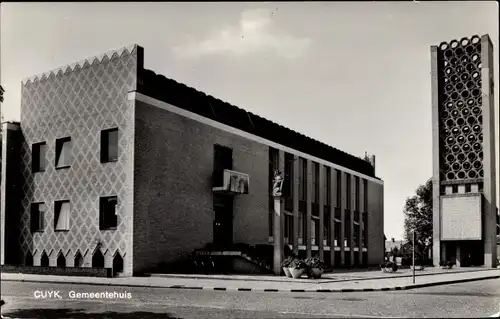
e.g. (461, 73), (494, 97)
(0, 1), (499, 318)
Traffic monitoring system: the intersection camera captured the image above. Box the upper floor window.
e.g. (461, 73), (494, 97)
(283, 153), (294, 198)
(346, 173), (351, 210)
(101, 128), (119, 163)
(363, 179), (368, 212)
(355, 176), (360, 211)
(55, 137), (72, 169)
(336, 169), (341, 207)
(325, 167), (331, 206)
(312, 162), (319, 203)
(54, 200), (70, 231)
(30, 202), (45, 232)
(213, 144), (233, 187)
(32, 142), (47, 173)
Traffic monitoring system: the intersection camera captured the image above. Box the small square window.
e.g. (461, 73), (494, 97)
(31, 203), (45, 232)
(32, 142), (47, 172)
(101, 128), (118, 163)
(100, 196), (118, 230)
(55, 137), (72, 169)
(54, 200), (70, 231)
(465, 184), (471, 193)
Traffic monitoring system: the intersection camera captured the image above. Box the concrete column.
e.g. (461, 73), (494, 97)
(358, 179), (365, 262)
(273, 150), (286, 275)
(471, 184), (479, 192)
(340, 171), (346, 266)
(430, 45), (442, 268)
(318, 165), (324, 261)
(306, 160), (312, 258)
(350, 175), (355, 266)
(481, 35), (497, 268)
(292, 155), (300, 255)
(330, 169), (336, 267)
(458, 185), (465, 194)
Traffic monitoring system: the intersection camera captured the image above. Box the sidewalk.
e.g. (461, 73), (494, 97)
(2, 268), (499, 293)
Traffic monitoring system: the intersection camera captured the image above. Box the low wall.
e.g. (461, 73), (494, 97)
(0, 265), (112, 277)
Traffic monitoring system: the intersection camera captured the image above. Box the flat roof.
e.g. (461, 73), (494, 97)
(138, 69), (377, 178)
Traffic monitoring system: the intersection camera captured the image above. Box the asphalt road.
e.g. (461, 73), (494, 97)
(1, 279), (499, 318)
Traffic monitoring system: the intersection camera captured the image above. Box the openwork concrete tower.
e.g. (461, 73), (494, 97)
(431, 35), (497, 268)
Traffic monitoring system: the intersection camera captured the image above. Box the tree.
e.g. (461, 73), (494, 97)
(403, 178), (433, 262)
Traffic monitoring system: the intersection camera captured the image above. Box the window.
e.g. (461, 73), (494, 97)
(345, 214), (351, 247)
(283, 153), (294, 198)
(324, 212), (331, 243)
(100, 196), (118, 230)
(336, 170), (341, 207)
(355, 176), (360, 211)
(311, 218), (319, 245)
(363, 179), (368, 212)
(312, 163), (319, 203)
(465, 184), (471, 193)
(54, 200), (70, 231)
(284, 214), (293, 244)
(325, 167), (331, 206)
(30, 203), (45, 232)
(346, 173), (351, 210)
(353, 224), (360, 247)
(55, 137), (72, 168)
(363, 213), (368, 247)
(334, 220), (341, 246)
(452, 185), (458, 194)
(298, 211), (306, 243)
(101, 128), (119, 163)
(213, 145), (233, 187)
(32, 142), (47, 172)
(299, 158), (307, 201)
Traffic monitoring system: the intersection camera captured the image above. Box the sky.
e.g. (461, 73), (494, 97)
(1, 2), (498, 240)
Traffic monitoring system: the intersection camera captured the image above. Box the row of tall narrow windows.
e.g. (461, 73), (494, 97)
(32, 128), (118, 172)
(31, 196), (118, 232)
(24, 250), (124, 273)
(269, 148), (370, 240)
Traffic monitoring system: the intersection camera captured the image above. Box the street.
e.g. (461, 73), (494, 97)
(1, 279), (499, 318)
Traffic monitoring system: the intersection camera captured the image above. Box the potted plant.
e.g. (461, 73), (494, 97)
(439, 261), (454, 269)
(379, 261), (398, 273)
(305, 257), (325, 279)
(410, 256), (425, 271)
(281, 257), (293, 277)
(288, 259), (307, 279)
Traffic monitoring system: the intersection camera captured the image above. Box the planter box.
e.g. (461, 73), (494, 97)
(381, 267), (396, 273)
(410, 265), (425, 271)
(283, 267), (292, 278)
(289, 267), (306, 279)
(309, 267), (324, 279)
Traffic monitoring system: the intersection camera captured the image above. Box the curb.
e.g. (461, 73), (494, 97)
(2, 275), (498, 293)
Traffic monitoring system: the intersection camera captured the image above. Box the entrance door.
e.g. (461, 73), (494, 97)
(213, 194), (234, 248)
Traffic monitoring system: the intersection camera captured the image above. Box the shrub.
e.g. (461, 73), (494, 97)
(379, 261), (398, 272)
(289, 258), (307, 269)
(305, 257), (325, 269)
(280, 256), (294, 268)
(439, 261), (455, 267)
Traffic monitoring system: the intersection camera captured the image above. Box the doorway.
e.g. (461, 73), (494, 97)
(213, 194), (234, 249)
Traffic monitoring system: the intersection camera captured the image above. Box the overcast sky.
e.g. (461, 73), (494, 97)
(1, 2), (498, 240)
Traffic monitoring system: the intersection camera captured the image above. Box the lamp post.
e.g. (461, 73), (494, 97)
(412, 229), (416, 284)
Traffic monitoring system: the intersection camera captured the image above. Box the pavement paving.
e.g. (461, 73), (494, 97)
(2, 267), (499, 293)
(2, 279), (500, 318)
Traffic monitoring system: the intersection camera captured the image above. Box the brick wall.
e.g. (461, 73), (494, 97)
(17, 46), (141, 275)
(132, 100), (269, 274)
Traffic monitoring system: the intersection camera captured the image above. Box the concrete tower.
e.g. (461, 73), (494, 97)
(431, 35), (497, 268)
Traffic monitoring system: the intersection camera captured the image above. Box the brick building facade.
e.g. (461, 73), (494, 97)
(1, 45), (384, 276)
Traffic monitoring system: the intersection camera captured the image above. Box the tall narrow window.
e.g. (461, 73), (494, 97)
(334, 220), (341, 247)
(213, 145), (233, 187)
(100, 196), (118, 230)
(346, 173), (351, 210)
(30, 203), (45, 232)
(323, 212), (331, 244)
(54, 200), (70, 231)
(101, 128), (119, 163)
(363, 179), (368, 212)
(363, 213), (368, 247)
(32, 142), (47, 172)
(345, 214), (351, 247)
(312, 162), (319, 203)
(283, 153), (294, 198)
(325, 167), (331, 206)
(336, 170), (341, 207)
(355, 176), (360, 212)
(55, 137), (72, 169)
(299, 158), (307, 201)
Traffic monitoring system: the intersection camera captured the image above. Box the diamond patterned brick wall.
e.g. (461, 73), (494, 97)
(18, 45), (141, 275)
